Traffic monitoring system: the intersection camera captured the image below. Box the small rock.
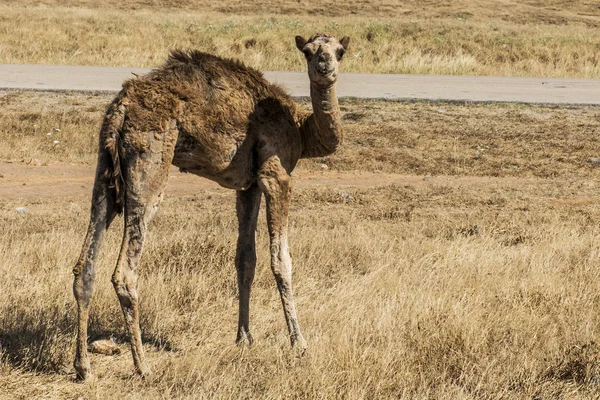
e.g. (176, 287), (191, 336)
(16, 207), (29, 214)
(342, 193), (353, 202)
(437, 109), (447, 114)
(53, 140), (60, 145)
(54, 128), (61, 132)
(46, 132), (52, 136)
(423, 176), (434, 181)
(588, 157), (600, 166)
(320, 164), (328, 171)
(89, 338), (120, 355)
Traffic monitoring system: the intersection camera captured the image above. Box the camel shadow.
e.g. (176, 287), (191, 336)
(0, 307), (73, 373)
(0, 307), (175, 373)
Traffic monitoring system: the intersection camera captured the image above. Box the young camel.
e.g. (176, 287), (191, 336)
(72, 33), (350, 380)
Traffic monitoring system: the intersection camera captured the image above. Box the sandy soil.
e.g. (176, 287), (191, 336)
(2, 162), (597, 206)
(0, 162), (510, 199)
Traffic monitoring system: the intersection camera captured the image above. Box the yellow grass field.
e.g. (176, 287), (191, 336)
(1, 91), (600, 398)
(1, 0), (600, 398)
(0, 0), (599, 77)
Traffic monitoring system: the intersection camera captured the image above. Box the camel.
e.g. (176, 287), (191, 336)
(72, 33), (350, 380)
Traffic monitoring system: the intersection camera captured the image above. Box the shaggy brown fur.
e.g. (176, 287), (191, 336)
(72, 33), (350, 380)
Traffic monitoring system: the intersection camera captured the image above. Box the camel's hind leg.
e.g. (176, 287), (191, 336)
(235, 183), (262, 345)
(73, 151), (118, 380)
(258, 156), (308, 352)
(112, 125), (177, 377)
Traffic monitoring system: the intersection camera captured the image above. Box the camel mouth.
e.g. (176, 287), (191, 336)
(316, 65), (334, 75)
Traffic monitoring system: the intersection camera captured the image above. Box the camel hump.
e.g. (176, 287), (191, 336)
(155, 49), (268, 89)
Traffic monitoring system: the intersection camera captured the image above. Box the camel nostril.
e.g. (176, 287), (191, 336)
(317, 51), (331, 62)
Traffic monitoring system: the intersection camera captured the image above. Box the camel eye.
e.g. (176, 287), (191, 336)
(303, 49), (313, 58)
(336, 48), (346, 60)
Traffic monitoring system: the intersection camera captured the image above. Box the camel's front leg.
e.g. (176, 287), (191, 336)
(235, 183), (262, 345)
(258, 156), (308, 351)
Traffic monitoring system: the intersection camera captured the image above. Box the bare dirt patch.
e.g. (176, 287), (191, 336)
(0, 162), (571, 200)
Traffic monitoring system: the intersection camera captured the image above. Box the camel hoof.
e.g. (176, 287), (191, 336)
(140, 370), (152, 380)
(235, 331), (254, 347)
(73, 359), (93, 382)
(291, 336), (308, 357)
(136, 365), (152, 379)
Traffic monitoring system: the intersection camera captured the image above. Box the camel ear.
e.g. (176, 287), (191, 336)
(295, 35), (307, 51)
(340, 36), (350, 50)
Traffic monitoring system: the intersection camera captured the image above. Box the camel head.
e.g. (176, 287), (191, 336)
(295, 33), (350, 86)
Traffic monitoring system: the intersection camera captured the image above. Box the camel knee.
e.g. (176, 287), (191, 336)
(73, 260), (84, 277)
(236, 252), (256, 298)
(259, 176), (291, 200)
(271, 264), (291, 287)
(111, 274), (138, 310)
(73, 261), (96, 303)
(257, 157), (291, 194)
(270, 244), (292, 276)
(73, 279), (95, 307)
(114, 286), (137, 311)
(72, 273), (84, 302)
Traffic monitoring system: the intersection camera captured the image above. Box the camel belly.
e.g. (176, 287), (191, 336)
(172, 130), (257, 190)
(176, 167), (256, 190)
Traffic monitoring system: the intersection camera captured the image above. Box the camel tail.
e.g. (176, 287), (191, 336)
(101, 99), (127, 215)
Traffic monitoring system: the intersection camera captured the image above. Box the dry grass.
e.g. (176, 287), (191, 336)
(1, 91), (599, 179)
(0, 1), (599, 77)
(4, 0), (600, 23)
(2, 92), (600, 398)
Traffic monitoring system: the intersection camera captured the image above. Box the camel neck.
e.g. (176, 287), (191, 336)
(299, 81), (342, 158)
(310, 82), (338, 114)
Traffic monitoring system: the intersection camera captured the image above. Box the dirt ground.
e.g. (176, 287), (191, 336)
(0, 163), (555, 200)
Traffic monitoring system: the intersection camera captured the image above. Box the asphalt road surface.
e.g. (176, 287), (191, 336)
(1, 64), (599, 105)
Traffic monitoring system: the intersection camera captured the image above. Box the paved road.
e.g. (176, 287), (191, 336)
(0, 64), (599, 105)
